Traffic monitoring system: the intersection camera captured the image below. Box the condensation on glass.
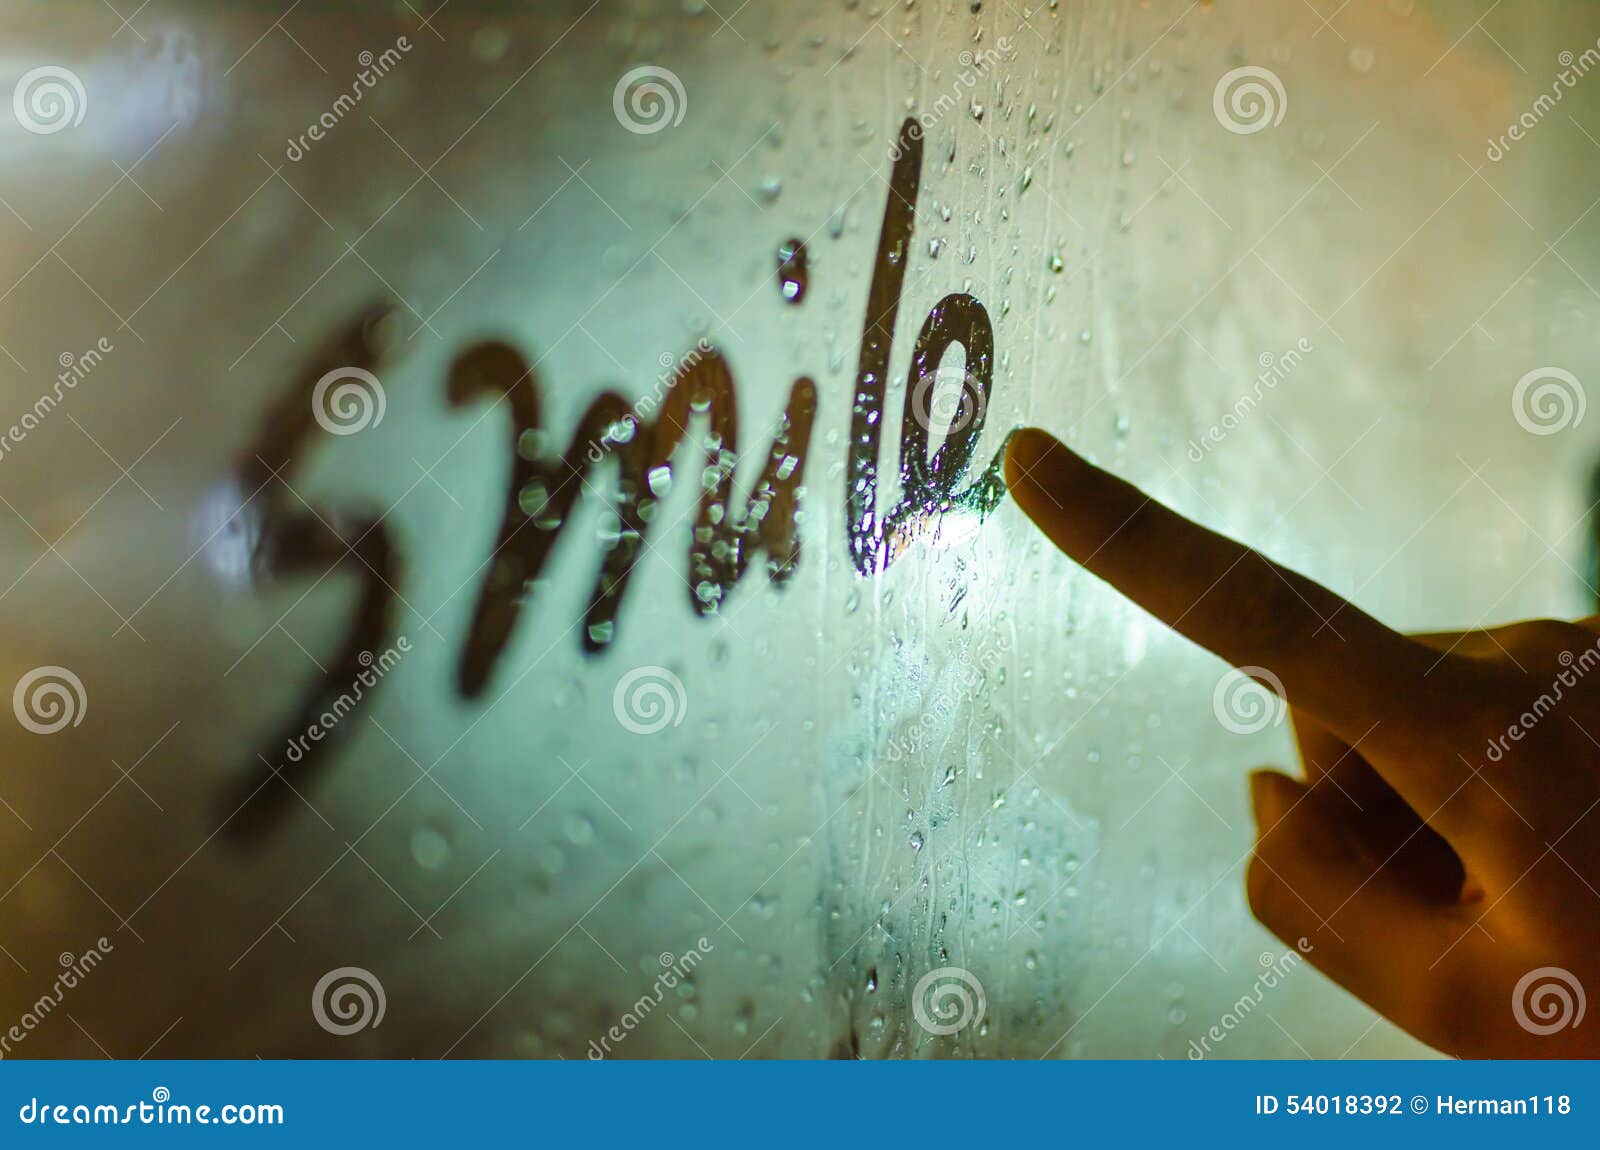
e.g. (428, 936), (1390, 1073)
(0, 1), (1592, 1058)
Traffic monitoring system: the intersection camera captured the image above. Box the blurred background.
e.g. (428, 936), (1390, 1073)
(0, 0), (1597, 1058)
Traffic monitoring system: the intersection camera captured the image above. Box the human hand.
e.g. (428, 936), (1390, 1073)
(1004, 427), (1600, 1058)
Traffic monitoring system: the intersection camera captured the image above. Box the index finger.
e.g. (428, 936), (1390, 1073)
(1003, 428), (1470, 758)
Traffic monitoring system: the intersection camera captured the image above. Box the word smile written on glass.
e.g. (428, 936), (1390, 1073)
(224, 120), (1009, 836)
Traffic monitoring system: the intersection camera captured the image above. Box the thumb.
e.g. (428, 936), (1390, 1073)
(1247, 769), (1484, 1054)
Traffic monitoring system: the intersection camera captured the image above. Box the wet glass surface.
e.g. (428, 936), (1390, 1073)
(0, 0), (1596, 1058)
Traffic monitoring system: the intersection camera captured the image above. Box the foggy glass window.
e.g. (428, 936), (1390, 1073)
(0, 0), (1591, 1059)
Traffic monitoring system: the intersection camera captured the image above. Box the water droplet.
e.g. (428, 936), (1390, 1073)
(410, 826), (451, 870)
(564, 812), (596, 846)
(470, 25), (509, 63)
(518, 480), (549, 517)
(516, 428), (546, 460)
(776, 237), (808, 303)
